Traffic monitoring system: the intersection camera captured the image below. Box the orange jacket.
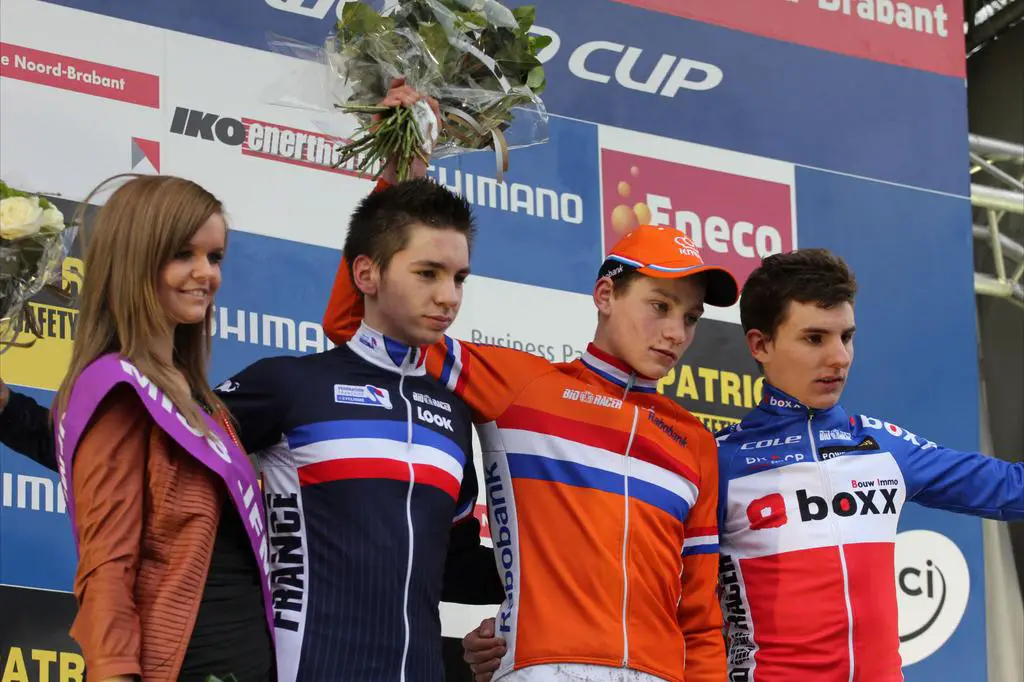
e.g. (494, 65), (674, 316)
(70, 386), (270, 682)
(323, 200), (724, 682)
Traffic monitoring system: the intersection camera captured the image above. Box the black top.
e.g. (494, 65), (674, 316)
(177, 397), (273, 682)
(178, 496), (274, 682)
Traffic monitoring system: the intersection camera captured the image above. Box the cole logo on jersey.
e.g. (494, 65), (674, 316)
(741, 435), (802, 450)
(740, 434), (805, 468)
(333, 384), (393, 409)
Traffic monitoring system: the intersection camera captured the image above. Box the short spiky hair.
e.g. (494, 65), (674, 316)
(344, 178), (475, 278)
(740, 248), (858, 337)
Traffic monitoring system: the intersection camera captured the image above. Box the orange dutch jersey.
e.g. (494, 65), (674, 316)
(323, 251), (724, 682)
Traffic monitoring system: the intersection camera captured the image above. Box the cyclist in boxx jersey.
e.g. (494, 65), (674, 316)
(323, 180), (741, 678)
(0, 82), (505, 682)
(714, 248), (1024, 682)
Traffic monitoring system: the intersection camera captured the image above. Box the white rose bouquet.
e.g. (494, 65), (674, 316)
(0, 180), (75, 349)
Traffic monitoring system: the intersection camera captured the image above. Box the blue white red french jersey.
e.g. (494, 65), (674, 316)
(715, 383), (1024, 682)
(213, 323), (499, 682)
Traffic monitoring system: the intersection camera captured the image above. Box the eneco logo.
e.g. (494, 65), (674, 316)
(895, 530), (970, 666)
(600, 150), (794, 286)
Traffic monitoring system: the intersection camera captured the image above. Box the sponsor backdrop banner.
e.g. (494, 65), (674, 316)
(0, 0), (981, 680)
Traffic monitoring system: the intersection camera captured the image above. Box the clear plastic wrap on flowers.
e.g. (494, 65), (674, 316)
(266, 0), (551, 180)
(0, 182), (77, 350)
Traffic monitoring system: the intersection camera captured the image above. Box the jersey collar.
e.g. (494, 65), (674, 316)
(347, 322), (427, 376)
(580, 343), (660, 395)
(756, 383), (847, 422)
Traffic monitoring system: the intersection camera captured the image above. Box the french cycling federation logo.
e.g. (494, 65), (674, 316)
(895, 530), (970, 666)
(334, 384), (393, 410)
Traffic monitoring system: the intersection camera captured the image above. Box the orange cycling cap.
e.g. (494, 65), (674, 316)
(597, 225), (740, 308)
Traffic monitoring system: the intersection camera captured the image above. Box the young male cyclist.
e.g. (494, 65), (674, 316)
(716, 248), (1024, 681)
(323, 208), (739, 680)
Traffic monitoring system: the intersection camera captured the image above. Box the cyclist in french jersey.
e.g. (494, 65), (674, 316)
(716, 248), (1024, 682)
(324, 213), (740, 681)
(216, 165), (513, 680)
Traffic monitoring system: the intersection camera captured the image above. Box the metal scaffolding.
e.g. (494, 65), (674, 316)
(970, 133), (1024, 310)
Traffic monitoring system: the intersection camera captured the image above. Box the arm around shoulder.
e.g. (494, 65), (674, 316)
(677, 427), (726, 681)
(70, 385), (149, 681)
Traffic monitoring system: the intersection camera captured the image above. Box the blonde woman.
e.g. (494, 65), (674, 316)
(52, 174), (274, 682)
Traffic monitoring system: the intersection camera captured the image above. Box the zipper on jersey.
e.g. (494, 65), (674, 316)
(807, 412), (855, 682)
(398, 373), (415, 682)
(620, 404), (639, 668)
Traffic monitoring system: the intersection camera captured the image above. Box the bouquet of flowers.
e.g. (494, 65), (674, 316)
(0, 180), (74, 350)
(268, 0), (550, 182)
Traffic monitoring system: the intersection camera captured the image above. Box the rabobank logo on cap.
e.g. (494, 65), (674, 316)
(334, 384), (393, 410)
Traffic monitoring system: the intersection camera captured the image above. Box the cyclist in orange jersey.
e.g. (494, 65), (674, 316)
(323, 101), (738, 682)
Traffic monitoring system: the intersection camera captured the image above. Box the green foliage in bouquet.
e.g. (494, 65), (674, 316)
(331, 0), (551, 181)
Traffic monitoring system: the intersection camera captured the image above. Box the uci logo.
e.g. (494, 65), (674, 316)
(895, 530), (971, 666)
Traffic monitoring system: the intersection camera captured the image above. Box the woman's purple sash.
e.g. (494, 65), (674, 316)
(54, 353), (275, 641)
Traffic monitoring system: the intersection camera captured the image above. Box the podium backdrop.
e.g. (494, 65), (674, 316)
(0, 1), (984, 680)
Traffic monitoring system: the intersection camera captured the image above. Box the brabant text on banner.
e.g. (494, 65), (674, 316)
(0, 42), (159, 107)
(610, 0), (963, 78)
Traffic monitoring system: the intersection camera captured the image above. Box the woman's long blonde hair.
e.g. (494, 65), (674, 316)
(55, 173), (229, 432)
